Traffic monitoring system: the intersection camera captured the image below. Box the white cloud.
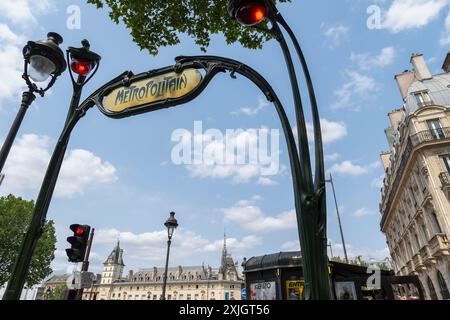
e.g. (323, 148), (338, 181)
(0, 134), (118, 198)
(331, 71), (379, 111)
(325, 153), (341, 162)
(0, 31), (27, 107)
(441, 9), (450, 44)
(329, 240), (390, 262)
(294, 119), (347, 145)
(329, 160), (379, 176)
(350, 47), (396, 70)
(352, 208), (377, 219)
(184, 128), (279, 184)
(281, 240), (300, 251)
(92, 228), (261, 266)
(383, 0), (449, 32)
(222, 197), (296, 233)
(307, 119), (348, 145)
(371, 174), (385, 189)
(0, 0), (56, 26)
(323, 24), (349, 48)
(283, 239), (390, 262)
(231, 97), (269, 117)
(257, 177), (278, 186)
(0, 1), (57, 107)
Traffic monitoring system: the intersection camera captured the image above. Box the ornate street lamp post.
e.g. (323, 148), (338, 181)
(161, 212), (178, 300)
(0, 32), (66, 184)
(228, 0), (331, 299)
(2, 40), (101, 301)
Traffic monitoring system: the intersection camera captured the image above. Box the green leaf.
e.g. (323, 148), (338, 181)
(0, 195), (56, 287)
(86, 0), (291, 56)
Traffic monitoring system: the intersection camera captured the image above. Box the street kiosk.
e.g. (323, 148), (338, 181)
(242, 251), (425, 300)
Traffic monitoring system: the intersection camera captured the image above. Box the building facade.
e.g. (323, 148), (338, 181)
(82, 236), (244, 300)
(379, 53), (450, 300)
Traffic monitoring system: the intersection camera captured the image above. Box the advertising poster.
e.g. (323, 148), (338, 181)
(286, 280), (305, 300)
(250, 282), (277, 300)
(335, 281), (358, 300)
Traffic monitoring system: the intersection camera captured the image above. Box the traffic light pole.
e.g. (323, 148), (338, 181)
(75, 228), (95, 300)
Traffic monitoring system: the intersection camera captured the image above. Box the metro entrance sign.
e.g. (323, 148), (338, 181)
(4, 55), (304, 300)
(101, 68), (202, 115)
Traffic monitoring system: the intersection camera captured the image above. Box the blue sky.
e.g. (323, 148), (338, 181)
(1, 0), (450, 276)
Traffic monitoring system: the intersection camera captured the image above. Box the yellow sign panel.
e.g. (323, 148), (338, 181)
(102, 68), (203, 113)
(286, 280), (305, 300)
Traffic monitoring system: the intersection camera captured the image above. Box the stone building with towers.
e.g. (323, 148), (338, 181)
(379, 52), (450, 300)
(82, 236), (244, 300)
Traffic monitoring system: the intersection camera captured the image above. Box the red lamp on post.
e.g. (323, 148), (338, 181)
(233, 1), (268, 26)
(227, 0), (332, 300)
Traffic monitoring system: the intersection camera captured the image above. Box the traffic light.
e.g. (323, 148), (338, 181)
(66, 224), (90, 263)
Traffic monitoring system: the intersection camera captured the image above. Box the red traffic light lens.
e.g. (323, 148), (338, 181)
(75, 227), (85, 235)
(235, 2), (267, 26)
(70, 58), (92, 76)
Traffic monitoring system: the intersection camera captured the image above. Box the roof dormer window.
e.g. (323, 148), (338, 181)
(414, 91), (432, 107)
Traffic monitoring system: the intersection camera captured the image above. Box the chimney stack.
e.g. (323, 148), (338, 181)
(394, 70), (416, 101)
(442, 52), (450, 73)
(410, 53), (432, 80)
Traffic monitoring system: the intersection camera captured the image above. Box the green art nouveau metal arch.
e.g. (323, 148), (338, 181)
(4, 55), (304, 299)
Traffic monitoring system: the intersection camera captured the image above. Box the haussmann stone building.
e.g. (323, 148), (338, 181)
(82, 236), (244, 300)
(379, 52), (450, 300)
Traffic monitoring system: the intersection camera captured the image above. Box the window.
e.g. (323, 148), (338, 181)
(409, 186), (418, 207)
(421, 223), (429, 242)
(427, 277), (438, 300)
(430, 212), (443, 234)
(415, 91), (433, 107)
(441, 155), (450, 174)
(187, 294), (191, 300)
(427, 119), (445, 139)
(414, 233), (421, 251)
(167, 294), (172, 300)
(437, 271), (450, 300)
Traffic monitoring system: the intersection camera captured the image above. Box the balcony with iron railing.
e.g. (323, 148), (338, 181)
(381, 127), (450, 224)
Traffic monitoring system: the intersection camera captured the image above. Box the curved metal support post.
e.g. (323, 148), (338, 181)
(274, 15), (330, 300)
(2, 103), (90, 300)
(254, 1), (331, 300)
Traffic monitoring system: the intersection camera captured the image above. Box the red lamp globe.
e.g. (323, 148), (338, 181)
(70, 58), (92, 76)
(75, 227), (85, 235)
(235, 1), (267, 26)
